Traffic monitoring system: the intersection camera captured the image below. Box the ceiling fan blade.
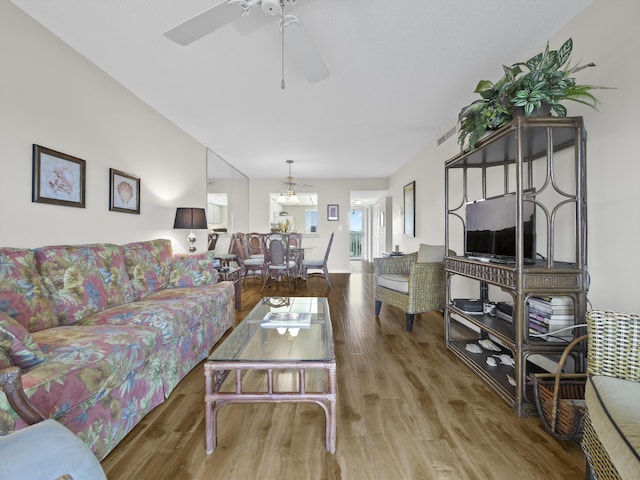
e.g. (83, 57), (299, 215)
(285, 19), (329, 84)
(164, 1), (241, 46)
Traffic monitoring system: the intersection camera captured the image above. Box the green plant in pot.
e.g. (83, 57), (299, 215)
(458, 38), (602, 151)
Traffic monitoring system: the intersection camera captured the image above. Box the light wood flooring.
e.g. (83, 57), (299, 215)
(101, 268), (585, 479)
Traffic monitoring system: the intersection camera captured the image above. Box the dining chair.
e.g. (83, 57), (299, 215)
(207, 232), (219, 251)
(246, 232), (265, 260)
(302, 232), (334, 289)
(233, 236), (264, 282)
(261, 236), (297, 293)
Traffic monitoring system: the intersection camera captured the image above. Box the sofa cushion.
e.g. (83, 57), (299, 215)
(123, 239), (173, 300)
(586, 375), (640, 479)
(18, 324), (162, 426)
(377, 274), (409, 294)
(0, 248), (59, 332)
(78, 296), (204, 345)
(417, 244), (446, 263)
(0, 312), (46, 368)
(169, 251), (219, 288)
(34, 244), (134, 325)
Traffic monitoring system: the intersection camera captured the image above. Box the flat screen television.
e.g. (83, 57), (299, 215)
(465, 193), (536, 264)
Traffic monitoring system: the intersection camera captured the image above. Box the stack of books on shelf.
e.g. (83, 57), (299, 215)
(528, 296), (575, 342)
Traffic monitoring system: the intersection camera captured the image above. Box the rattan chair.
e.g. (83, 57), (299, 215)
(207, 232), (219, 251)
(233, 236), (264, 283)
(374, 246), (452, 332)
(581, 310), (640, 480)
(261, 236), (297, 293)
(302, 232), (334, 289)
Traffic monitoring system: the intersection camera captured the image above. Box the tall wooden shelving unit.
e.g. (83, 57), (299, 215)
(444, 116), (588, 416)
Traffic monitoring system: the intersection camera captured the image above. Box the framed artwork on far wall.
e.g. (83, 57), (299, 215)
(327, 204), (339, 221)
(32, 144), (86, 208)
(403, 181), (415, 237)
(109, 168), (140, 214)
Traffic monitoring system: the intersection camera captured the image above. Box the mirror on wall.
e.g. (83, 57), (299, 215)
(206, 193), (228, 231)
(269, 193), (318, 233)
(207, 149), (249, 234)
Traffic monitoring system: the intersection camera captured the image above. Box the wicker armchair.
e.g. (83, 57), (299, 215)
(374, 246), (452, 332)
(581, 310), (640, 480)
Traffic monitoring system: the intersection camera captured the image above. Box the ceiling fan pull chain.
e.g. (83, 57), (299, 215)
(281, 0), (286, 89)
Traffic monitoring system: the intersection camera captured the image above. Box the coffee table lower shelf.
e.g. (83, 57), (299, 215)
(204, 360), (337, 454)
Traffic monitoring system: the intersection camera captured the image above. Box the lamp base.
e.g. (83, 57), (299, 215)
(187, 231), (197, 253)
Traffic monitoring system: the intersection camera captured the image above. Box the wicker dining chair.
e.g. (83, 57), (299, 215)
(233, 236), (264, 283)
(302, 233), (334, 289)
(261, 236), (297, 293)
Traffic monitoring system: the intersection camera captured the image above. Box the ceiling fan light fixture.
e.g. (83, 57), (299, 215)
(261, 0), (280, 15)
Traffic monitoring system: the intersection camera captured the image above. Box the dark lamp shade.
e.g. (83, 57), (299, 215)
(173, 208), (208, 230)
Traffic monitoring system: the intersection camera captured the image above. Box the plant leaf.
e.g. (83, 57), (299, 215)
(557, 38), (573, 67)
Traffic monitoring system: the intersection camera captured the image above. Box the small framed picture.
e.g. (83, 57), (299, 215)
(109, 168), (140, 214)
(32, 145), (86, 208)
(327, 204), (339, 221)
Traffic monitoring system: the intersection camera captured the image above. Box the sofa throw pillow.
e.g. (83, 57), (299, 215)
(123, 239), (173, 300)
(417, 244), (446, 263)
(0, 248), (59, 332)
(170, 251), (219, 288)
(34, 244), (135, 325)
(0, 312), (46, 368)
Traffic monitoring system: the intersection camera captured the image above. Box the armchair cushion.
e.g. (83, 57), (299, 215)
(586, 375), (640, 479)
(0, 419), (106, 480)
(0, 312), (46, 368)
(377, 274), (409, 294)
(417, 244), (446, 263)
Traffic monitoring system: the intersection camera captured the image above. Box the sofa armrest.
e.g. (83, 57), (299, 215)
(374, 252), (418, 276)
(587, 310), (640, 381)
(169, 251), (220, 288)
(0, 367), (46, 425)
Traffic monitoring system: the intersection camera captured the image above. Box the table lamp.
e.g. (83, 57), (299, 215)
(173, 207), (208, 253)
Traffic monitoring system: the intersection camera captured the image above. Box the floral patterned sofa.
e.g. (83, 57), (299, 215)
(0, 239), (233, 459)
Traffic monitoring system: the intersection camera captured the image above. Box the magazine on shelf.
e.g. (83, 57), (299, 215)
(261, 311), (312, 329)
(528, 296), (574, 315)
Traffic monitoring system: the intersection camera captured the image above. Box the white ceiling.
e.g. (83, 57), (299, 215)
(11, 0), (592, 180)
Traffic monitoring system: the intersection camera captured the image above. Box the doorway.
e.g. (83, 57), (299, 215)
(350, 208), (364, 259)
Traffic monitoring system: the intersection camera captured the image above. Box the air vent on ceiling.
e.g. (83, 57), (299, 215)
(437, 125), (458, 146)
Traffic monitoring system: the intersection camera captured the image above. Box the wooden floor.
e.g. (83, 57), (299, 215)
(101, 266), (585, 479)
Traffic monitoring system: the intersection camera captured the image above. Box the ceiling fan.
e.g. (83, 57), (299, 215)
(164, 0), (329, 87)
(277, 160), (312, 204)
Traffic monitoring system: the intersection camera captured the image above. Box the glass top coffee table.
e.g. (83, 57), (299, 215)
(204, 296), (336, 454)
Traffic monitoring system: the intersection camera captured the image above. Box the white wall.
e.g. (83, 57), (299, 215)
(389, 0), (640, 313)
(0, 1), (208, 253)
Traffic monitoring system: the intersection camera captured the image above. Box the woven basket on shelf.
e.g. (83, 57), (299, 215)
(531, 334), (588, 442)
